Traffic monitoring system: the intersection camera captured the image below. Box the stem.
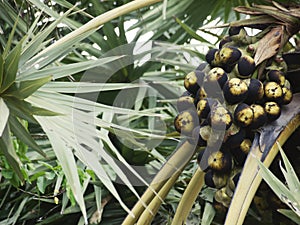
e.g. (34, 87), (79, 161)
(122, 140), (198, 225)
(171, 168), (205, 225)
(136, 169), (182, 225)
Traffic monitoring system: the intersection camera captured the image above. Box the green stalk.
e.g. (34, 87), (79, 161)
(122, 140), (198, 225)
(171, 168), (205, 225)
(136, 169), (182, 225)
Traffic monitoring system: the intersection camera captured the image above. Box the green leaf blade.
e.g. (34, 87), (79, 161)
(175, 17), (210, 44)
(278, 209), (300, 224)
(18, 55), (123, 81)
(0, 98), (9, 136)
(19, 5), (75, 66)
(256, 156), (298, 214)
(5, 98), (37, 124)
(0, 124), (23, 182)
(8, 115), (46, 157)
(1, 41), (22, 93)
(38, 117), (88, 224)
(277, 143), (300, 202)
(0, 54), (4, 86)
(201, 202), (216, 225)
(17, 76), (52, 99)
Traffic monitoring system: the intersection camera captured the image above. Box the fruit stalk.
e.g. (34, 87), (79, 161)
(171, 168), (205, 225)
(136, 169), (183, 225)
(122, 140), (198, 225)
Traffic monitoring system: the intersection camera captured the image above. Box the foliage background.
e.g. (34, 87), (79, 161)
(0, 0), (299, 225)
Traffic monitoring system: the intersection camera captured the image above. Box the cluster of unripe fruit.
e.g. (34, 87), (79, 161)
(174, 26), (293, 211)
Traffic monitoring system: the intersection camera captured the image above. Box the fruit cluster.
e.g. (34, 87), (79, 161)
(174, 26), (293, 210)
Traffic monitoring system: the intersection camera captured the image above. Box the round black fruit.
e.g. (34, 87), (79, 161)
(264, 101), (281, 122)
(219, 46), (242, 65)
(184, 71), (205, 95)
(244, 78), (264, 104)
(236, 55), (256, 78)
(223, 78), (248, 105)
(234, 103), (254, 128)
(208, 105), (233, 130)
(174, 110), (198, 134)
(264, 81), (283, 103)
(267, 70), (285, 87)
(249, 104), (267, 130)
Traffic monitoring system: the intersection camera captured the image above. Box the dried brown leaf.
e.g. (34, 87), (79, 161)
(254, 26), (283, 66)
(272, 1), (289, 12)
(230, 15), (277, 28)
(289, 8), (300, 19)
(252, 4), (279, 11)
(234, 6), (264, 15)
(257, 8), (297, 24)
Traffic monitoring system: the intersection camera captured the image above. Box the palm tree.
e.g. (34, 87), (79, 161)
(0, 0), (299, 225)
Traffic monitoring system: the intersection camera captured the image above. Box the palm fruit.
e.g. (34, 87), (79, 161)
(206, 48), (219, 66)
(234, 103), (254, 128)
(207, 150), (232, 174)
(219, 35), (232, 49)
(244, 78), (264, 104)
(216, 46), (242, 72)
(236, 55), (256, 78)
(195, 86), (208, 102)
(212, 199), (228, 213)
(174, 110), (198, 134)
(253, 187), (271, 214)
(204, 170), (228, 189)
(246, 43), (256, 54)
(219, 46), (242, 65)
(215, 187), (232, 207)
(206, 67), (228, 89)
(223, 78), (248, 105)
(266, 70), (286, 87)
(281, 87), (293, 105)
(253, 195), (269, 214)
(196, 98), (217, 119)
(224, 125), (245, 149)
(184, 71), (205, 95)
(228, 26), (242, 36)
(177, 95), (195, 112)
(208, 104), (233, 130)
(200, 81), (224, 101)
(231, 138), (252, 165)
(191, 123), (211, 147)
(198, 122), (211, 141)
(239, 139), (252, 155)
(266, 191), (286, 210)
(226, 171), (241, 197)
(264, 81), (283, 103)
(249, 104), (267, 130)
(264, 101), (281, 122)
